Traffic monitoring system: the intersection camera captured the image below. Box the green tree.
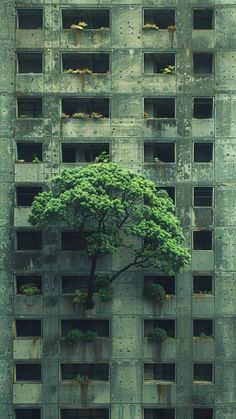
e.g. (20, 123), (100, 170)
(29, 163), (190, 309)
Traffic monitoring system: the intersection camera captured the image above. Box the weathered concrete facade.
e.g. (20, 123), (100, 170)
(0, 0), (236, 418)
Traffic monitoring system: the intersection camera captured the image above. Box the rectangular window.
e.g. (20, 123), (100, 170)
(194, 364), (213, 382)
(62, 9), (110, 29)
(144, 142), (175, 163)
(17, 98), (42, 118)
(193, 319), (213, 337)
(15, 319), (42, 337)
(193, 53), (213, 74)
(144, 363), (175, 381)
(16, 231), (42, 250)
(62, 53), (109, 74)
(16, 9), (43, 29)
(15, 409), (41, 419)
(144, 276), (175, 295)
(144, 9), (175, 29)
(61, 143), (110, 163)
(17, 53), (43, 73)
(16, 275), (42, 295)
(144, 319), (175, 338)
(61, 98), (109, 118)
(16, 186), (42, 206)
(144, 98), (175, 118)
(193, 98), (213, 119)
(61, 319), (109, 337)
(16, 143), (42, 163)
(194, 143), (213, 163)
(61, 232), (89, 251)
(156, 187), (175, 204)
(144, 53), (175, 74)
(15, 363), (41, 381)
(193, 230), (212, 250)
(193, 9), (214, 30)
(193, 275), (213, 294)
(61, 363), (109, 381)
(61, 276), (89, 293)
(60, 410), (109, 419)
(144, 409), (175, 419)
(194, 408), (213, 419)
(193, 187), (213, 207)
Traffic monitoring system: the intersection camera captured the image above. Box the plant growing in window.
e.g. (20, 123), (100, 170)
(72, 112), (90, 119)
(75, 375), (90, 385)
(72, 289), (87, 304)
(63, 329), (97, 345)
(19, 283), (41, 296)
(61, 112), (70, 119)
(71, 21), (87, 30)
(94, 152), (110, 163)
(148, 327), (168, 343)
(143, 23), (159, 30)
(90, 112), (104, 119)
(144, 283), (170, 302)
(64, 68), (92, 75)
(167, 25), (176, 31)
(32, 154), (41, 163)
(161, 65), (175, 74)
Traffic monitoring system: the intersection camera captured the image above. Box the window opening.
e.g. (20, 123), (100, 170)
(193, 319), (213, 337)
(194, 408), (213, 419)
(144, 275), (175, 295)
(193, 53), (213, 74)
(193, 231), (212, 250)
(144, 409), (175, 419)
(61, 276), (89, 293)
(17, 53), (43, 73)
(193, 9), (214, 30)
(17, 9), (43, 29)
(156, 187), (175, 204)
(193, 98), (213, 119)
(144, 9), (175, 29)
(144, 363), (175, 381)
(15, 319), (41, 337)
(194, 364), (213, 382)
(193, 187), (213, 207)
(194, 143), (213, 163)
(16, 275), (42, 295)
(60, 409), (109, 419)
(15, 409), (41, 419)
(62, 53), (109, 74)
(144, 142), (175, 162)
(17, 98), (42, 118)
(61, 98), (109, 119)
(61, 232), (89, 251)
(193, 275), (213, 294)
(61, 363), (109, 381)
(16, 186), (42, 206)
(61, 319), (109, 337)
(16, 143), (42, 163)
(16, 231), (42, 250)
(144, 319), (175, 338)
(144, 98), (175, 118)
(62, 9), (110, 29)
(61, 143), (109, 163)
(15, 363), (41, 381)
(144, 53), (175, 74)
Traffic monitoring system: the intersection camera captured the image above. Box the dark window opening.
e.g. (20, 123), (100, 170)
(62, 53), (109, 74)
(61, 319), (109, 337)
(193, 53), (213, 74)
(193, 319), (213, 337)
(15, 319), (42, 337)
(61, 98), (109, 118)
(144, 98), (175, 118)
(144, 142), (175, 162)
(193, 275), (213, 294)
(61, 276), (89, 293)
(194, 143), (213, 163)
(193, 231), (212, 250)
(61, 363), (109, 381)
(156, 187), (175, 204)
(193, 9), (214, 30)
(62, 9), (110, 29)
(16, 364), (41, 381)
(193, 187), (213, 207)
(144, 319), (175, 338)
(16, 143), (43, 163)
(144, 409), (175, 419)
(16, 186), (42, 206)
(17, 98), (42, 118)
(144, 9), (175, 29)
(144, 276), (175, 295)
(16, 231), (42, 250)
(193, 98), (213, 119)
(62, 143), (110, 163)
(15, 409), (41, 419)
(16, 276), (42, 294)
(194, 408), (213, 419)
(60, 409), (109, 419)
(144, 53), (175, 74)
(17, 9), (43, 29)
(144, 363), (175, 382)
(17, 53), (43, 73)
(61, 232), (89, 251)
(194, 364), (213, 382)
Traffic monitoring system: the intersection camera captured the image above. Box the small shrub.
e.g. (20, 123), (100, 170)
(143, 23), (159, 30)
(19, 283), (41, 296)
(72, 289), (87, 304)
(94, 152), (110, 163)
(161, 65), (175, 74)
(98, 287), (112, 302)
(63, 329), (83, 345)
(75, 375), (89, 385)
(148, 327), (168, 343)
(144, 283), (166, 302)
(82, 330), (97, 342)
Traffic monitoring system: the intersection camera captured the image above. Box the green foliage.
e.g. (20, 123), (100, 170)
(144, 283), (166, 302)
(94, 152), (110, 163)
(98, 286), (113, 302)
(63, 329), (97, 345)
(72, 289), (87, 304)
(75, 375), (89, 385)
(19, 283), (41, 296)
(148, 327), (168, 343)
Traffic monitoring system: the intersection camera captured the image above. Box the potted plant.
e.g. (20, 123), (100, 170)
(148, 327), (168, 343)
(19, 283), (41, 296)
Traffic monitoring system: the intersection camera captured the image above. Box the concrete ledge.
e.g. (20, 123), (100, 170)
(143, 338), (176, 359)
(59, 382), (110, 404)
(143, 30), (177, 49)
(13, 338), (42, 360)
(59, 29), (111, 49)
(143, 382), (176, 403)
(192, 337), (214, 359)
(192, 30), (215, 50)
(60, 338), (110, 361)
(13, 383), (42, 403)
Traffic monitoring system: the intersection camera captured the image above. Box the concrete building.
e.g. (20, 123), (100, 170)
(0, 1), (235, 418)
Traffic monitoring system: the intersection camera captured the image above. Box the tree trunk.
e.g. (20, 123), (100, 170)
(85, 256), (98, 309)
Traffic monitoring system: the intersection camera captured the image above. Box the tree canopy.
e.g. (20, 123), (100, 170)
(29, 163), (190, 309)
